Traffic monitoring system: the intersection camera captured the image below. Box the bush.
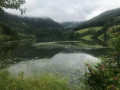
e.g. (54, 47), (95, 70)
(85, 35), (120, 89)
(115, 35), (120, 64)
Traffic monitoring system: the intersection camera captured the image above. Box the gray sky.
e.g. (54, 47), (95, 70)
(5, 0), (120, 22)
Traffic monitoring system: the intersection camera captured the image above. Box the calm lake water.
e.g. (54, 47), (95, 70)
(0, 40), (112, 82)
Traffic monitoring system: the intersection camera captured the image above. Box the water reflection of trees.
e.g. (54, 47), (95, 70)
(62, 48), (112, 57)
(0, 42), (19, 67)
(0, 41), (63, 65)
(0, 40), (112, 67)
(10, 45), (63, 59)
(0, 42), (18, 60)
(80, 38), (108, 47)
(60, 38), (110, 47)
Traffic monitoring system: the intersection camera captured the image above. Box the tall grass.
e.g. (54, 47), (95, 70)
(0, 65), (88, 90)
(0, 70), (71, 90)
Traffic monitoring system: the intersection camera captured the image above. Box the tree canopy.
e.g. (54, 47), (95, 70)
(0, 0), (25, 14)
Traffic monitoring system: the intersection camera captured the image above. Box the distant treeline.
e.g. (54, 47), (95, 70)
(0, 12), (65, 41)
(1, 8), (120, 42)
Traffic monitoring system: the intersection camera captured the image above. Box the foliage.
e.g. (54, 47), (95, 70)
(85, 36), (120, 89)
(0, 12), (65, 41)
(76, 27), (102, 34)
(85, 58), (120, 89)
(73, 8), (120, 40)
(0, 0), (25, 14)
(74, 8), (120, 31)
(0, 71), (71, 90)
(0, 22), (18, 42)
(93, 21), (112, 39)
(115, 35), (120, 65)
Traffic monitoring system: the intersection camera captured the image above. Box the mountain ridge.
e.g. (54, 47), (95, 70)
(74, 8), (120, 31)
(0, 12), (65, 41)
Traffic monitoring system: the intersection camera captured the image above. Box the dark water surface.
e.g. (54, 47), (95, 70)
(0, 40), (112, 82)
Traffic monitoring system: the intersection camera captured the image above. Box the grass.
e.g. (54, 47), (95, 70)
(97, 24), (120, 39)
(33, 41), (106, 49)
(0, 70), (72, 90)
(76, 26), (102, 34)
(107, 25), (120, 33)
(75, 26), (103, 41)
(98, 34), (104, 40)
(0, 66), (88, 90)
(81, 35), (92, 41)
(75, 24), (120, 41)
(72, 42), (104, 48)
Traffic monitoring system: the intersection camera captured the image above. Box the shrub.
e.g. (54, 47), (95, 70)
(85, 35), (120, 89)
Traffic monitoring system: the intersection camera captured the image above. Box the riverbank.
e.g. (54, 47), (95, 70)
(0, 69), (87, 90)
(0, 37), (118, 90)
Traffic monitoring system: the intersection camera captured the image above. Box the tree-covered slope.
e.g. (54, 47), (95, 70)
(74, 8), (120, 31)
(0, 22), (18, 42)
(0, 12), (65, 41)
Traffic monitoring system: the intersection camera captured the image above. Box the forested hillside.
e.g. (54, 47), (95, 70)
(1, 8), (120, 42)
(0, 22), (18, 42)
(0, 12), (65, 41)
(74, 8), (120, 31)
(66, 8), (120, 41)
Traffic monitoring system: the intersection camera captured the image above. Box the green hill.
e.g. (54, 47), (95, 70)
(0, 23), (18, 42)
(0, 12), (65, 41)
(1, 8), (120, 42)
(74, 8), (120, 31)
(72, 8), (120, 41)
(76, 27), (102, 34)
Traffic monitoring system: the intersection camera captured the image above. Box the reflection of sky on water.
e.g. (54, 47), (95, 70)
(8, 52), (100, 77)
(0, 41), (111, 83)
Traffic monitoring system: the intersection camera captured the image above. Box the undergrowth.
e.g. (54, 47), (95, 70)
(0, 71), (71, 90)
(85, 35), (120, 90)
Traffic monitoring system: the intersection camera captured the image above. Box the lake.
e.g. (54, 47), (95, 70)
(0, 40), (112, 83)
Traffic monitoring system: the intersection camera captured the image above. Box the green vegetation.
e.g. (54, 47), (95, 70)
(94, 24), (120, 40)
(81, 35), (92, 41)
(0, 22), (18, 42)
(85, 36), (120, 89)
(0, 70), (71, 90)
(0, 0), (25, 14)
(0, 0), (25, 42)
(107, 25), (120, 38)
(72, 8), (120, 41)
(74, 8), (120, 31)
(72, 22), (120, 42)
(0, 12), (65, 41)
(0, 1), (120, 89)
(76, 27), (102, 34)
(1, 8), (120, 41)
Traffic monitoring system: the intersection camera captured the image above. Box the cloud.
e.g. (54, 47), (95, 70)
(5, 0), (120, 22)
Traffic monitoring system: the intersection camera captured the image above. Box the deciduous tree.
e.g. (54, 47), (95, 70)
(0, 0), (25, 14)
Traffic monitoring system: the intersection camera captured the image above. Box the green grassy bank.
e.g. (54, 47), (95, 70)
(0, 70), (70, 90)
(0, 68), (87, 90)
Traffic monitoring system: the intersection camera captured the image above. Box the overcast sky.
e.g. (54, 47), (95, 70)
(5, 0), (120, 22)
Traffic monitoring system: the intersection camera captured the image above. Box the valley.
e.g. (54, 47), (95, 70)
(0, 6), (120, 90)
